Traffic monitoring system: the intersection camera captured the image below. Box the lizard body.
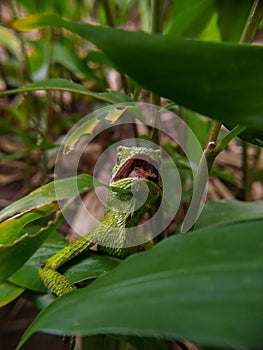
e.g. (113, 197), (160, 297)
(39, 146), (162, 297)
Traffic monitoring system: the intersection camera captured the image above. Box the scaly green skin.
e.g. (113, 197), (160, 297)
(39, 146), (161, 297)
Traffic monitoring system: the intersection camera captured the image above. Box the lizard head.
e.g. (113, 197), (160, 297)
(111, 146), (161, 192)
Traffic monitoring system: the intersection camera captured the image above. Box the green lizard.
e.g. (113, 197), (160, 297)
(39, 146), (162, 298)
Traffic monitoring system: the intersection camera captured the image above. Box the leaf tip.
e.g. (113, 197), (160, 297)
(9, 16), (41, 32)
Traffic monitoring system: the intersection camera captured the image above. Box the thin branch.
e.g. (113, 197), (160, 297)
(239, 0), (263, 43)
(101, 0), (129, 95)
(150, 0), (164, 145)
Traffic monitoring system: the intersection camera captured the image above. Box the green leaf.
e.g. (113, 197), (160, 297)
(0, 78), (131, 104)
(232, 126), (263, 147)
(195, 199), (263, 229)
(0, 207), (61, 284)
(0, 174), (105, 222)
(0, 204), (58, 245)
(64, 105), (132, 151)
(0, 25), (21, 58)
(11, 14), (263, 128)
(8, 236), (68, 293)
(17, 220), (263, 349)
(52, 42), (92, 78)
(24, 291), (56, 310)
(0, 174), (109, 284)
(61, 253), (120, 286)
(0, 282), (24, 307)
(183, 108), (211, 148)
(166, 0), (215, 38)
(215, 0), (254, 41)
(198, 12), (221, 41)
(9, 237), (120, 293)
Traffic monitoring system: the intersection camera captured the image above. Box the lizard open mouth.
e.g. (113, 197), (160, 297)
(112, 156), (160, 185)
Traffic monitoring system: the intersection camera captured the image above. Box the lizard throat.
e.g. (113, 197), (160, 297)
(112, 156), (160, 185)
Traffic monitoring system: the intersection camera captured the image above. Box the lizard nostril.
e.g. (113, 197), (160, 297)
(40, 261), (46, 268)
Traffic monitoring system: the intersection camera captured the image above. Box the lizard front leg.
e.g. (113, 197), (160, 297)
(39, 235), (94, 296)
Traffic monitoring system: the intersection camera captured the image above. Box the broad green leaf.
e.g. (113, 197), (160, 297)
(166, 0), (215, 38)
(0, 208), (60, 283)
(8, 236), (68, 293)
(9, 238), (120, 293)
(64, 105), (131, 151)
(17, 220), (263, 349)
(0, 78), (131, 104)
(0, 204), (57, 245)
(195, 199), (263, 229)
(0, 174), (105, 222)
(61, 253), (120, 286)
(11, 14), (263, 129)
(0, 282), (24, 307)
(215, 0), (254, 41)
(64, 118), (99, 153)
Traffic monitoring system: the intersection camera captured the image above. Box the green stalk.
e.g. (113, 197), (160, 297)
(239, 0), (263, 43)
(239, 0), (263, 200)
(151, 0), (164, 33)
(9, 0), (34, 191)
(206, 120), (222, 146)
(150, 0), (164, 145)
(101, 0), (114, 26)
(241, 143), (250, 201)
(101, 0), (129, 95)
(150, 0), (164, 242)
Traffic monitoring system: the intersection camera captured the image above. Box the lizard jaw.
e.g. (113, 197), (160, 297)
(112, 156), (160, 186)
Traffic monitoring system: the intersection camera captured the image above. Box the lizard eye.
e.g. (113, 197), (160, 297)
(116, 153), (122, 165)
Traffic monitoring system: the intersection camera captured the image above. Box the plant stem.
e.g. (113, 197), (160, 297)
(101, 0), (114, 26)
(9, 0), (35, 191)
(101, 0), (129, 95)
(205, 125), (246, 171)
(239, 0), (263, 43)
(150, 0), (164, 242)
(151, 0), (164, 33)
(206, 120), (222, 146)
(150, 0), (163, 145)
(241, 143), (250, 201)
(239, 0), (263, 200)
